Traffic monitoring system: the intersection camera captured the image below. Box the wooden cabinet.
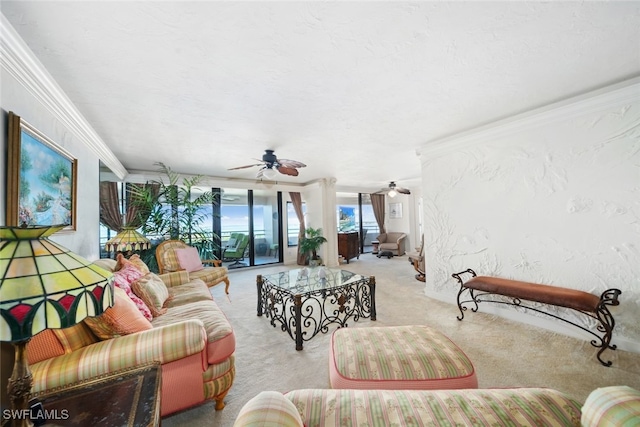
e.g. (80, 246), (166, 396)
(338, 232), (359, 264)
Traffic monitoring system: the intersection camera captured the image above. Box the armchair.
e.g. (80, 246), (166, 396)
(413, 255), (426, 282)
(408, 235), (425, 281)
(222, 233), (250, 267)
(156, 240), (230, 293)
(407, 234), (424, 263)
(376, 232), (407, 256)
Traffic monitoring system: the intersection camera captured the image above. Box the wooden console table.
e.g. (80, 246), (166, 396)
(31, 363), (161, 427)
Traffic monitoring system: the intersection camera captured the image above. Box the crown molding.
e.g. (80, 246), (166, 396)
(0, 14), (128, 180)
(418, 76), (640, 160)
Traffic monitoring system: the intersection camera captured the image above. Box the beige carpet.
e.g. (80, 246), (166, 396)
(162, 255), (640, 426)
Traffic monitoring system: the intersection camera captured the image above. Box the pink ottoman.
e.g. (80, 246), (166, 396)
(329, 325), (478, 390)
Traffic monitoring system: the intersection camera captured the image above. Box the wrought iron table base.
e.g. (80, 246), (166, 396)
(257, 274), (376, 350)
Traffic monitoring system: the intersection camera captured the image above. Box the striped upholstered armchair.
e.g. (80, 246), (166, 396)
(156, 240), (230, 293)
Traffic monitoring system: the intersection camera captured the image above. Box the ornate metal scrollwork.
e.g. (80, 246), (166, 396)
(451, 269), (622, 367)
(452, 269), (477, 320)
(257, 271), (376, 350)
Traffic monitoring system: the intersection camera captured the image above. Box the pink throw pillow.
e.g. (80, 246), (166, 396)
(175, 247), (204, 272)
(112, 263), (153, 321)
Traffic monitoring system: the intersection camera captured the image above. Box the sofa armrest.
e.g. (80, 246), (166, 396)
(234, 391), (304, 427)
(159, 270), (191, 287)
(581, 386), (640, 427)
(30, 319), (207, 393)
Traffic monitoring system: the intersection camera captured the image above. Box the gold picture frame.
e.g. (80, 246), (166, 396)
(7, 112), (77, 231)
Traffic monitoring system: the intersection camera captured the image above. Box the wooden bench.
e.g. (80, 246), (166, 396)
(451, 268), (622, 367)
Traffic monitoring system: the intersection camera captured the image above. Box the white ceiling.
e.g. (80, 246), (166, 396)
(2, 1), (639, 192)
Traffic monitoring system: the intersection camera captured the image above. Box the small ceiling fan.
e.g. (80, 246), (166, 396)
(376, 181), (411, 197)
(228, 149), (306, 179)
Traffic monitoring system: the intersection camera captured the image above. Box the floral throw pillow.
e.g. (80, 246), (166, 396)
(112, 263), (152, 321)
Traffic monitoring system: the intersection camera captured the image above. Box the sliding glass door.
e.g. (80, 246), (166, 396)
(336, 192), (380, 254)
(252, 189), (281, 265)
(218, 188), (281, 269)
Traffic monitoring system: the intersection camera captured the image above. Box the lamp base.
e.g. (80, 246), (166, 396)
(6, 340), (34, 427)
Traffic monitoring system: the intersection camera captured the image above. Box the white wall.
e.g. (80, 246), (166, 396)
(1, 15), (125, 260)
(1, 69), (102, 259)
(419, 78), (640, 352)
(303, 178), (339, 267)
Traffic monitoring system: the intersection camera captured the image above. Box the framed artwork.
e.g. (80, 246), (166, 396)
(389, 202), (402, 219)
(6, 112), (77, 231)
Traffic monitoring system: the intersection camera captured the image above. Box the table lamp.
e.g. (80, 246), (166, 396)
(104, 227), (151, 254)
(0, 225), (115, 427)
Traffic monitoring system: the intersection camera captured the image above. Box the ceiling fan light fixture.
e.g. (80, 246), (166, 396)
(388, 189), (398, 198)
(262, 167), (277, 180)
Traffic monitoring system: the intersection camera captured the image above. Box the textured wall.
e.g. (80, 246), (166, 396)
(1, 68), (102, 260)
(420, 92), (639, 351)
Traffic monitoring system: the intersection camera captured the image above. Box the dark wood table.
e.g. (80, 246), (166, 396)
(32, 363), (161, 427)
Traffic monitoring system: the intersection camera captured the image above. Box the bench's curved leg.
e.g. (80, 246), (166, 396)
(593, 288), (622, 367)
(452, 269), (477, 321)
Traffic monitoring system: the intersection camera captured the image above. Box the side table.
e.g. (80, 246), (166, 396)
(31, 363), (161, 427)
(371, 240), (380, 255)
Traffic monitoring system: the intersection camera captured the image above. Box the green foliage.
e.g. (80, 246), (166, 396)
(299, 227), (327, 261)
(129, 162), (219, 256)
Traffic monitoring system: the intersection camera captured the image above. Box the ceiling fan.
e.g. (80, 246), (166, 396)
(228, 149), (306, 179)
(376, 181), (411, 197)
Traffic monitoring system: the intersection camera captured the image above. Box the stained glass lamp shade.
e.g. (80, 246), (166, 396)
(104, 228), (151, 252)
(0, 225), (115, 427)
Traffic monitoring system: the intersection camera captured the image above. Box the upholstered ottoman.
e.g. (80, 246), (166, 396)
(329, 325), (477, 389)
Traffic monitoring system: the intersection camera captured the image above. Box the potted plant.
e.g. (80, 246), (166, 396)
(299, 227), (328, 266)
(128, 162), (219, 270)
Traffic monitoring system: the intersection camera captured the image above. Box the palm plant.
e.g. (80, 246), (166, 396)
(299, 227), (328, 264)
(129, 162), (219, 267)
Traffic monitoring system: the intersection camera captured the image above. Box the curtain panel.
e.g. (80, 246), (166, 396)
(370, 193), (386, 234)
(289, 192), (306, 265)
(99, 182), (160, 232)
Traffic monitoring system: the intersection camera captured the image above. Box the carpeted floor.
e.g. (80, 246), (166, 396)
(162, 254), (640, 426)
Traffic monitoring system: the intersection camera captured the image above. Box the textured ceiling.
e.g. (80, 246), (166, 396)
(2, 1), (639, 192)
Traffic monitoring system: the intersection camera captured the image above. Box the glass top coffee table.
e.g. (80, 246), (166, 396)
(257, 267), (376, 350)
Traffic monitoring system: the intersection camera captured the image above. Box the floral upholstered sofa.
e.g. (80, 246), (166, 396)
(26, 256), (235, 416)
(234, 386), (640, 426)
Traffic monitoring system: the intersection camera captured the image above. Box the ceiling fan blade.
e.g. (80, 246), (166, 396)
(277, 166), (299, 176)
(397, 188), (411, 194)
(277, 159), (306, 168)
(228, 163), (263, 170)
